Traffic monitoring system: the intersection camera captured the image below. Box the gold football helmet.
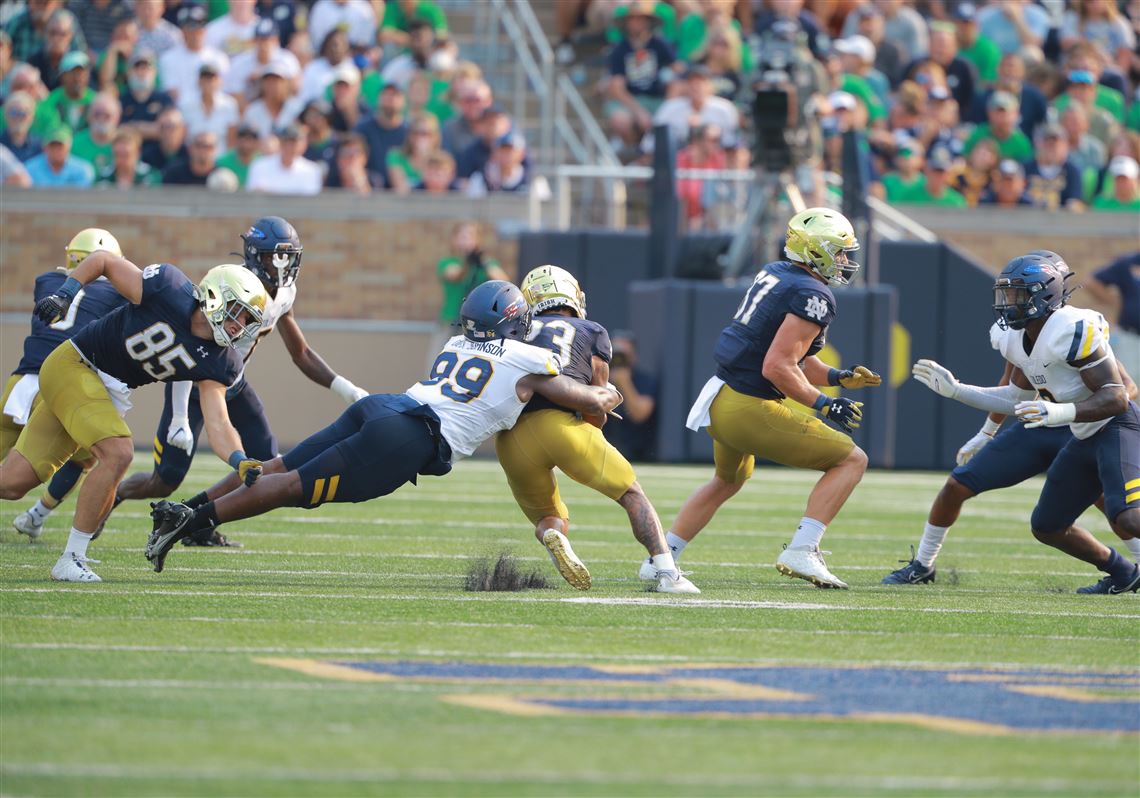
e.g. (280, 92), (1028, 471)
(521, 264), (586, 318)
(784, 208), (860, 285)
(64, 228), (122, 271)
(197, 264), (267, 348)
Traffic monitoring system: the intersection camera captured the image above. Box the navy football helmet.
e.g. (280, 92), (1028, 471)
(241, 216), (303, 290)
(460, 280), (531, 342)
(993, 254), (1075, 330)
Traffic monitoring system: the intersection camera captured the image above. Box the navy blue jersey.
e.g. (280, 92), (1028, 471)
(524, 314), (612, 414)
(714, 261), (837, 400)
(14, 272), (129, 375)
(70, 264), (244, 389)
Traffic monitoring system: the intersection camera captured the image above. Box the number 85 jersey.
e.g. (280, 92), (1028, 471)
(406, 335), (561, 460)
(70, 264), (244, 389)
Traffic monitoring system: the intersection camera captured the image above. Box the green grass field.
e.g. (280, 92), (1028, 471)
(2, 457), (1138, 797)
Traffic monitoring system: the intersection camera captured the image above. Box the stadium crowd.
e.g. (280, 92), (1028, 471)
(0, 0), (542, 197)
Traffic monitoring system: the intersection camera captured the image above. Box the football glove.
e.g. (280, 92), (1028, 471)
(33, 276), (82, 325)
(813, 394), (863, 433)
(166, 415), (194, 454)
(1014, 400), (1076, 429)
(956, 431), (993, 466)
(228, 450), (263, 486)
(330, 375), (369, 405)
(912, 359), (960, 399)
(831, 365), (882, 389)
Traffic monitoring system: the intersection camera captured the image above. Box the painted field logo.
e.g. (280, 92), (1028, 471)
(259, 660), (1139, 736)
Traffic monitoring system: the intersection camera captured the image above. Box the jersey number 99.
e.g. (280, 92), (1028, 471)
(420, 353), (494, 403)
(125, 322), (198, 380)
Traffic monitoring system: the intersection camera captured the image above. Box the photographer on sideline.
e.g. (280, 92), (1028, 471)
(604, 331), (659, 461)
(432, 221), (508, 362)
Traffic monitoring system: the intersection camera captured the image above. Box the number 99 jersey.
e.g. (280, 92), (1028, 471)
(14, 273), (129, 376)
(69, 264), (244, 389)
(405, 335), (561, 460)
(524, 314), (612, 414)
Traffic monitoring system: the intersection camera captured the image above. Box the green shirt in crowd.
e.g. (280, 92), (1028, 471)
(963, 123), (1034, 162)
(904, 183), (969, 207)
(842, 73), (887, 122)
(608, 2), (678, 45)
(958, 35), (1002, 84)
(33, 87), (96, 138)
(1091, 194), (1140, 212)
(70, 131), (114, 175)
(675, 14), (753, 72)
(437, 255), (502, 324)
(1052, 85), (1125, 122)
(215, 149), (252, 186)
(881, 172), (927, 203)
(354, 73), (453, 121)
(382, 0), (448, 34)
(386, 148), (420, 184)
(95, 160), (161, 187)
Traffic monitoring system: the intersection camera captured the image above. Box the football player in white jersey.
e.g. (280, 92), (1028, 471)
(908, 253), (1140, 594)
(143, 281), (630, 579)
(50, 217), (370, 546)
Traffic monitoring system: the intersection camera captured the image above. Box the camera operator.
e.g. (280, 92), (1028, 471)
(603, 331), (659, 462)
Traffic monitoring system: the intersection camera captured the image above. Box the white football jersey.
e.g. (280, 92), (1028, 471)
(405, 335), (561, 460)
(990, 305), (1114, 439)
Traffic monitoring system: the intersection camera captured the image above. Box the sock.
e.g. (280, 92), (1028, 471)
(916, 523), (950, 567)
(187, 503), (219, 535)
(64, 528), (93, 558)
(27, 499), (51, 524)
(111, 493), (124, 511)
(650, 550), (677, 575)
(1123, 537), (1140, 563)
(789, 517), (826, 550)
(665, 532), (688, 558)
(184, 491), (209, 509)
(1101, 548), (1136, 582)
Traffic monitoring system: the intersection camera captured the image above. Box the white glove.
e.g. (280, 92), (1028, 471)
(330, 375), (369, 405)
(912, 359), (960, 399)
(166, 415), (194, 454)
(1015, 400), (1076, 429)
(956, 418), (1001, 466)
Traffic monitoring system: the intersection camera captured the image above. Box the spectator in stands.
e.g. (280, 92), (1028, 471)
(415, 150), (458, 193)
(756, 0), (823, 59)
(35, 50), (93, 135)
(697, 24), (745, 102)
(833, 35), (889, 119)
(247, 122), (322, 194)
(69, 0), (131, 55)
(308, 0), (378, 55)
(205, 0), (258, 57)
(885, 79), (926, 140)
(971, 53), (1046, 138)
(325, 131), (383, 193)
(96, 127), (160, 187)
(225, 18), (300, 102)
(95, 16), (139, 95)
(1060, 103), (1108, 176)
(160, 4), (229, 103)
(1086, 251), (1140, 335)
(380, 0), (449, 49)
(355, 83), (408, 181)
(651, 65), (738, 151)
(380, 19), (436, 91)
(1023, 123), (1084, 212)
(121, 50), (176, 142)
(9, 63), (49, 109)
(215, 123), (261, 187)
(254, 0), (300, 48)
(0, 31), (19, 104)
(954, 136), (998, 207)
(71, 92), (121, 176)
(1055, 68), (1121, 150)
(604, 0), (676, 154)
(554, 0), (623, 65)
(300, 29), (353, 104)
(301, 99), (337, 168)
(456, 104), (510, 182)
(328, 66), (367, 132)
(467, 132), (535, 196)
(1, 143), (32, 187)
(436, 222), (509, 346)
(980, 159), (1031, 206)
(1059, 0), (1135, 77)
(953, 2), (1000, 85)
(963, 91), (1033, 162)
(602, 331), (658, 462)
(847, 3), (905, 89)
(879, 138), (925, 202)
(442, 78), (490, 158)
(133, 0), (183, 56)
(1092, 155), (1140, 211)
(241, 63), (304, 140)
(387, 110), (441, 194)
(677, 0), (749, 73)
(1089, 132), (1140, 201)
(142, 107), (187, 170)
(609, 0), (679, 49)
(905, 146), (967, 206)
(180, 59), (239, 156)
(26, 9), (78, 92)
(976, 0), (1050, 56)
(912, 21), (976, 114)
(7, 0), (85, 62)
(923, 86), (966, 159)
(676, 122), (727, 228)
(1, 92), (42, 162)
(25, 126), (92, 187)
(162, 128), (217, 185)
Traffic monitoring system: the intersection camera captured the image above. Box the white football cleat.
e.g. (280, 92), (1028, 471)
(638, 557), (659, 581)
(541, 529), (591, 590)
(50, 553), (102, 583)
(656, 570), (700, 594)
(776, 545), (848, 589)
(13, 509), (44, 540)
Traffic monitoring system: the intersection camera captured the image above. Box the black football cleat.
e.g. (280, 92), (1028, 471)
(146, 501), (195, 573)
(182, 527), (242, 548)
(1078, 564), (1140, 595)
(881, 547), (936, 585)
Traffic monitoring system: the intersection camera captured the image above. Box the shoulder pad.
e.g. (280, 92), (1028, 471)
(504, 339), (561, 376)
(988, 322), (1004, 351)
(1061, 310), (1110, 364)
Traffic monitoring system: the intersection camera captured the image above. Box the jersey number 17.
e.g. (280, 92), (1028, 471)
(733, 271), (780, 325)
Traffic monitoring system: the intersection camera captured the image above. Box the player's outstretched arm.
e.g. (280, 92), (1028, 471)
(1015, 347), (1129, 428)
(276, 311), (369, 404)
(957, 361), (1016, 466)
(33, 252), (143, 324)
(801, 356), (882, 389)
(912, 358), (1035, 414)
(766, 316), (865, 433)
(522, 374), (622, 417)
(198, 380), (262, 486)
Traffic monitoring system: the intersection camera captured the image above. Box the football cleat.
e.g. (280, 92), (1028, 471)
(656, 570), (700, 594)
(1077, 565), (1140, 595)
(638, 557), (659, 581)
(146, 501), (195, 573)
(50, 552), (102, 583)
(882, 547), (936, 585)
(181, 527), (242, 548)
(541, 529), (591, 590)
(776, 545), (849, 589)
(12, 510), (44, 540)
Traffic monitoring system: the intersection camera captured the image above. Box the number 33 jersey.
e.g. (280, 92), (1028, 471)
(70, 263), (244, 389)
(990, 304), (1114, 439)
(406, 336), (561, 460)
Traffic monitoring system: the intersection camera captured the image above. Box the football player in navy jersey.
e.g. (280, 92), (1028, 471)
(107, 216), (370, 548)
(495, 266), (699, 594)
(0, 252), (268, 583)
(4, 229), (129, 541)
(672, 208), (881, 589)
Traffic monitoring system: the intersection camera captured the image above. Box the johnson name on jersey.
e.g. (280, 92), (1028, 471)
(69, 264), (245, 389)
(714, 261), (837, 399)
(524, 314), (611, 414)
(15, 273), (129, 376)
(405, 335), (561, 460)
(990, 304), (1114, 439)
